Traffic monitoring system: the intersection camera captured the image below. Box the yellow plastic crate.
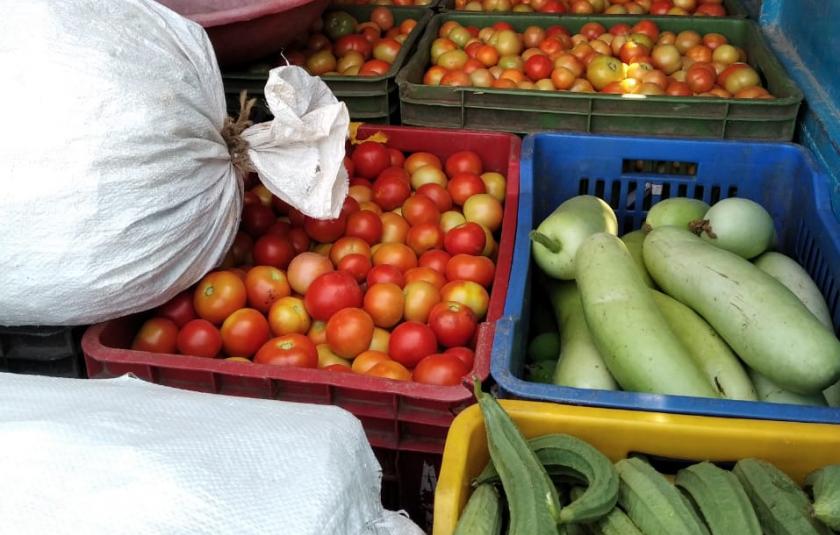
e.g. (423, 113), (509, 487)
(434, 400), (840, 535)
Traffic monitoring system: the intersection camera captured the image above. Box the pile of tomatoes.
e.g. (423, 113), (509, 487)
(131, 140), (507, 387)
(334, 0), (434, 6)
(283, 8), (417, 77)
(454, 0), (726, 15)
(423, 18), (771, 98)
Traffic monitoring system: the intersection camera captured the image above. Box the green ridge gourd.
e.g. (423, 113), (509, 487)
(575, 233), (718, 398)
(473, 382), (562, 534)
(530, 195), (618, 280)
(643, 226), (840, 395)
(805, 465), (840, 531)
(675, 462), (761, 535)
(548, 281), (618, 391)
(569, 487), (644, 535)
(651, 290), (756, 401)
(453, 483), (502, 535)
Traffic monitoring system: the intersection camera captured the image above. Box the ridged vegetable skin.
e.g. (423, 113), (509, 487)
(806, 465), (840, 531)
(643, 226), (840, 395)
(453, 483), (502, 535)
(675, 462), (761, 535)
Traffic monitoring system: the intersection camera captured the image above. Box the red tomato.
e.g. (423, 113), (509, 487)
(441, 280), (490, 319)
(445, 346), (475, 369)
(335, 34), (373, 58)
(686, 63), (716, 94)
(265, 220), (291, 237)
(580, 22), (606, 40)
(220, 308), (270, 358)
(524, 55), (553, 82)
(388, 321), (438, 368)
(632, 20), (660, 41)
(272, 195), (290, 215)
(338, 253), (372, 283)
(372, 243), (418, 272)
(419, 249), (451, 274)
(444, 151), (483, 177)
(366, 264), (406, 287)
(241, 204), (276, 237)
(176, 319), (222, 358)
(445, 254), (496, 287)
(352, 141), (390, 179)
(447, 173), (487, 206)
(406, 222), (445, 256)
(491, 21), (513, 31)
(404, 266), (446, 290)
(346, 210), (384, 245)
(304, 214), (347, 243)
(372, 175), (412, 211)
(244, 266), (291, 313)
(340, 196), (360, 219)
(288, 228), (311, 255)
(416, 183), (453, 212)
(226, 232), (254, 266)
(402, 195), (440, 226)
(254, 334), (318, 368)
(253, 234), (296, 269)
(132, 317), (178, 354)
(157, 291), (196, 328)
(377, 165), (410, 183)
(388, 148), (405, 167)
(428, 301), (477, 347)
(366, 360), (412, 381)
(194, 271), (247, 324)
(359, 59), (391, 76)
(666, 80), (692, 96)
(304, 271), (364, 321)
(326, 307), (375, 358)
(324, 363), (353, 372)
(287, 207), (306, 227)
(412, 353), (469, 385)
(444, 223), (487, 256)
(364, 282), (404, 328)
(330, 236), (371, 265)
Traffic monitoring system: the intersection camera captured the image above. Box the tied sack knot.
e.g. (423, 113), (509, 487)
(221, 90), (257, 176)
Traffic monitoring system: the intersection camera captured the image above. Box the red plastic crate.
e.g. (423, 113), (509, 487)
(82, 125), (521, 454)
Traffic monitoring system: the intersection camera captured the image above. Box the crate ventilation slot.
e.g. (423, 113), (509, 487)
(622, 159), (698, 176)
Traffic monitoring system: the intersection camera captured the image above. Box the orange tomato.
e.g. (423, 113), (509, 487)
(325, 307), (375, 359)
(352, 350), (391, 373)
(403, 280), (441, 323)
(369, 327), (390, 352)
(364, 282), (405, 328)
(380, 212), (410, 243)
(308, 320), (327, 345)
(268, 296), (311, 336)
(372, 242), (418, 272)
(404, 266), (447, 290)
(366, 360), (412, 381)
(194, 271), (247, 325)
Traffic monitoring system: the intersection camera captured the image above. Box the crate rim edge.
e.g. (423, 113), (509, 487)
(490, 132), (840, 424)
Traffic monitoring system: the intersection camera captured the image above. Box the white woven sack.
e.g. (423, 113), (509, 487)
(0, 0), (348, 326)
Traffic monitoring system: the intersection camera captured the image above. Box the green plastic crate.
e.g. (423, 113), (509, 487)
(223, 6), (433, 123)
(438, 0), (748, 17)
(396, 14), (801, 138)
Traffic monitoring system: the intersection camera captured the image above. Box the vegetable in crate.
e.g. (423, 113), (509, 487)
(806, 465), (840, 531)
(691, 197), (775, 259)
(643, 226), (840, 395)
(547, 281), (617, 391)
(575, 233), (718, 397)
(675, 462), (761, 535)
(748, 368), (827, 407)
(453, 483), (502, 535)
(451, 0), (728, 15)
(530, 195), (618, 280)
(621, 230), (654, 288)
(643, 198), (709, 233)
(651, 290), (756, 401)
(754, 251), (834, 330)
(472, 382), (563, 534)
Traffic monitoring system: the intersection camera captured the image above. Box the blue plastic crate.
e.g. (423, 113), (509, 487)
(492, 132), (840, 424)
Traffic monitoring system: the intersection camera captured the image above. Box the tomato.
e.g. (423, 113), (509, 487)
(363, 282), (404, 328)
(446, 254), (495, 287)
(389, 321), (437, 368)
(416, 183), (453, 212)
(444, 151), (483, 177)
(352, 141), (390, 179)
(265, 219), (291, 238)
(410, 165), (448, 190)
(406, 222), (445, 256)
(429, 300), (478, 347)
(241, 204), (276, 237)
(176, 319), (222, 358)
(252, 234), (295, 270)
(479, 172), (506, 202)
(304, 271), (363, 321)
(373, 38), (402, 64)
(412, 354), (469, 385)
(373, 175), (412, 211)
(550, 67), (576, 90)
(631, 20), (660, 41)
(586, 55), (625, 91)
(702, 32), (727, 50)
(665, 80), (692, 96)
(366, 265), (404, 288)
(308, 320), (328, 346)
(268, 296), (311, 335)
(330, 236), (371, 266)
(304, 214), (347, 243)
(445, 346), (476, 369)
(463, 193), (503, 232)
(306, 50), (337, 76)
(352, 350), (391, 373)
(194, 271), (247, 324)
(718, 63), (759, 94)
(377, 165), (410, 183)
(345, 210), (383, 245)
(403, 280), (441, 323)
(288, 228), (311, 255)
(324, 11), (358, 40)
(338, 253), (372, 283)
(387, 148), (405, 168)
(132, 317), (178, 354)
(359, 59), (391, 76)
(157, 291), (197, 328)
(254, 334), (318, 368)
(244, 266), (291, 313)
(734, 86), (771, 99)
(404, 152), (442, 175)
(220, 308), (270, 358)
(366, 360), (411, 381)
(440, 211), (467, 233)
(287, 252), (333, 294)
(686, 63), (716, 93)
(372, 242), (418, 272)
(348, 184), (373, 204)
(404, 266), (447, 290)
(418, 249), (451, 274)
(447, 173), (487, 206)
(340, 196), (360, 219)
(524, 54), (553, 82)
(402, 195), (440, 226)
(335, 35), (372, 60)
(441, 280), (490, 319)
(324, 363), (353, 372)
(444, 222), (486, 256)
(226, 232), (254, 266)
(325, 307), (374, 358)
(440, 70), (471, 87)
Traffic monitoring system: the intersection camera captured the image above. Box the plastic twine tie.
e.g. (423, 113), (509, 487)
(221, 90), (257, 176)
